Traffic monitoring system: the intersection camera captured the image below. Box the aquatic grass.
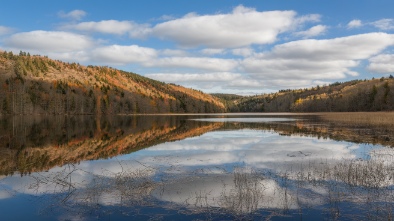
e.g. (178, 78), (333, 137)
(19, 155), (394, 220)
(319, 112), (394, 127)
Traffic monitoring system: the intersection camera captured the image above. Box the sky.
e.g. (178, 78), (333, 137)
(1, 0), (394, 95)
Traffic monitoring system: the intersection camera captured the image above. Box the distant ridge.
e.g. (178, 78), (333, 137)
(212, 77), (394, 112)
(0, 51), (225, 115)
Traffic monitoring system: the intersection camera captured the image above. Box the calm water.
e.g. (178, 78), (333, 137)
(0, 114), (393, 220)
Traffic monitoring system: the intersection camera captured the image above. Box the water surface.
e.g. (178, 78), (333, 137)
(0, 114), (393, 220)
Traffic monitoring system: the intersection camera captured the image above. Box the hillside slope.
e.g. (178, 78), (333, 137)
(0, 51), (225, 115)
(221, 78), (394, 112)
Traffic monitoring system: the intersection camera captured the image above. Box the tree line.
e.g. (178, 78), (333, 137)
(0, 51), (225, 115)
(214, 78), (394, 112)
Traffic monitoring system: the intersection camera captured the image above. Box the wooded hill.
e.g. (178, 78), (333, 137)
(216, 77), (394, 112)
(2, 50), (393, 114)
(0, 51), (225, 115)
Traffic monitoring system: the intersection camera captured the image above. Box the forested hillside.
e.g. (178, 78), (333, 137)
(2, 50), (393, 115)
(215, 78), (394, 112)
(0, 51), (225, 115)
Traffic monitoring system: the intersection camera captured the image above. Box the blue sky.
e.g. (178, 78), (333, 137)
(1, 0), (394, 95)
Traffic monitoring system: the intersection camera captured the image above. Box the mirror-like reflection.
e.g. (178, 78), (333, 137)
(0, 114), (393, 220)
(0, 115), (222, 175)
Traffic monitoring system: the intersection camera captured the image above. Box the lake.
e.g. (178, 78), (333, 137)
(0, 113), (393, 220)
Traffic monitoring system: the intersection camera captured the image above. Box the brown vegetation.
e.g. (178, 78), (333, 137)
(0, 51), (225, 115)
(319, 112), (394, 127)
(219, 78), (394, 112)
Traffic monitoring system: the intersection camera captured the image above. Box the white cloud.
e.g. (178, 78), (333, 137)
(295, 25), (327, 38)
(144, 57), (239, 72)
(242, 33), (394, 83)
(159, 49), (188, 56)
(200, 48), (226, 55)
(347, 19), (363, 29)
(271, 32), (394, 60)
(368, 54), (394, 73)
(5, 31), (94, 53)
(348, 19), (394, 31)
(145, 72), (244, 91)
(293, 14), (321, 26)
(371, 19), (394, 30)
(219, 78), (330, 92)
(227, 79), (263, 88)
(227, 79), (331, 91)
(0, 26), (13, 35)
(92, 45), (157, 65)
(79, 32), (394, 91)
(62, 20), (150, 37)
(232, 47), (254, 57)
(157, 15), (176, 21)
(146, 72), (241, 83)
(45, 51), (91, 63)
(58, 10), (87, 21)
(151, 5), (317, 48)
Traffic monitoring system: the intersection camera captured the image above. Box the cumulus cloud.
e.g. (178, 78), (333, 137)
(58, 10), (87, 21)
(271, 32), (394, 60)
(367, 54), (394, 73)
(62, 20), (150, 37)
(371, 19), (394, 30)
(200, 48), (226, 55)
(4, 31), (94, 53)
(44, 51), (91, 63)
(157, 15), (176, 21)
(159, 49), (188, 56)
(226, 79), (330, 91)
(295, 25), (327, 38)
(226, 79), (263, 88)
(145, 72), (243, 90)
(145, 33), (394, 91)
(347, 19), (363, 29)
(146, 72), (241, 82)
(0, 26), (13, 35)
(348, 19), (394, 31)
(293, 14), (321, 26)
(242, 33), (394, 82)
(92, 45), (157, 65)
(150, 5), (318, 48)
(144, 57), (239, 72)
(232, 47), (254, 57)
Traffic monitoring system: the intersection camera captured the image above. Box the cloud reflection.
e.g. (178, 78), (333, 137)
(137, 130), (361, 172)
(0, 128), (392, 219)
(153, 173), (299, 212)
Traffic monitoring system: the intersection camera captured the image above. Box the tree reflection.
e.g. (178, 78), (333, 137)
(0, 115), (222, 175)
(1, 114), (394, 176)
(0, 114), (393, 220)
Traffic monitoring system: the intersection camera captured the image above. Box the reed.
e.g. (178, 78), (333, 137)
(319, 112), (394, 127)
(25, 158), (394, 220)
